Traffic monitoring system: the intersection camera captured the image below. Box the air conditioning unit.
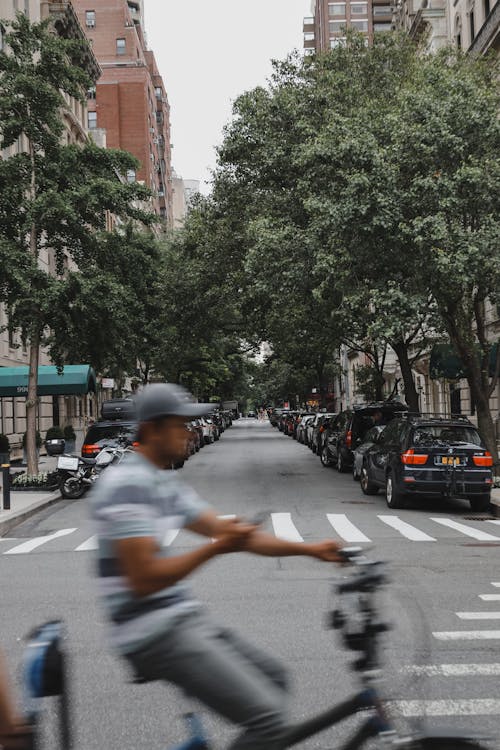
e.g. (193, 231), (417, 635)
(86, 19), (95, 27)
(149, 127), (155, 133)
(153, 137), (159, 144)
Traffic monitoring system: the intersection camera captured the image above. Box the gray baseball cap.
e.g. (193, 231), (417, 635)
(136, 383), (213, 423)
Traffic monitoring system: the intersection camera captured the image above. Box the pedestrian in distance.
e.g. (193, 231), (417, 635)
(91, 383), (344, 750)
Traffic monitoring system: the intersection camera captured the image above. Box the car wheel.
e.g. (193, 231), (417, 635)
(336, 451), (347, 473)
(321, 447), (332, 467)
(469, 494), (491, 512)
(360, 465), (378, 496)
(385, 472), (406, 509)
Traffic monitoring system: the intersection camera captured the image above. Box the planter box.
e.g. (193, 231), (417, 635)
(11, 484), (59, 492)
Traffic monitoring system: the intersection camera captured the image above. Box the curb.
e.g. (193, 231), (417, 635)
(0, 491), (62, 536)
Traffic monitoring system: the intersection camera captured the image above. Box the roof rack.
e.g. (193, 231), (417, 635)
(398, 412), (472, 423)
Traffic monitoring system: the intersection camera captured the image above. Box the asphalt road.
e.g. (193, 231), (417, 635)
(2, 419), (500, 749)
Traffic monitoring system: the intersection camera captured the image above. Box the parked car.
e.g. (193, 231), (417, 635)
(296, 414), (315, 444)
(352, 425), (385, 480)
(359, 414), (493, 511)
(247, 411), (257, 419)
(278, 411), (290, 432)
(311, 413), (336, 454)
(191, 419), (205, 449)
(321, 401), (407, 471)
(283, 412), (299, 436)
(200, 418), (216, 445)
(269, 408), (284, 427)
(305, 413), (321, 447)
(82, 421), (137, 458)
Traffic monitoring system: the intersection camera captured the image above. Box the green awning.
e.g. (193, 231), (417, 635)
(430, 343), (499, 380)
(0, 365), (96, 397)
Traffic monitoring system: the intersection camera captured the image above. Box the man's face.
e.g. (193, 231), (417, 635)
(145, 416), (189, 467)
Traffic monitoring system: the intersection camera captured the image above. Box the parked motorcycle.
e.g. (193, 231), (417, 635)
(57, 445), (131, 499)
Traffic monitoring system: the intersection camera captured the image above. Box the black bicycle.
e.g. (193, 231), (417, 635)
(22, 549), (491, 750)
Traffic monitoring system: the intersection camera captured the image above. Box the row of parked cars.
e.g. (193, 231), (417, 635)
(270, 403), (494, 512)
(81, 398), (233, 467)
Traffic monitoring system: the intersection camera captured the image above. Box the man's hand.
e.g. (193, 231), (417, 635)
(307, 540), (345, 563)
(212, 521), (258, 554)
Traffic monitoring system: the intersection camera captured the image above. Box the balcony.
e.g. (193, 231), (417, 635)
(469, 0), (500, 53)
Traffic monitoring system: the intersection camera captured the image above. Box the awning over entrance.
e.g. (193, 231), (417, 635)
(0, 365), (97, 397)
(430, 343), (499, 380)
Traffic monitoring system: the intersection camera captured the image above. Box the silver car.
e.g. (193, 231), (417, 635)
(352, 425), (385, 480)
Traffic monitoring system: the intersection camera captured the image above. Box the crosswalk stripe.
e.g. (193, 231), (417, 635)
(401, 663), (500, 676)
(271, 513), (303, 543)
(326, 514), (371, 543)
(457, 612), (500, 620)
(431, 517), (500, 541)
(4, 528), (77, 555)
(433, 630), (500, 640)
(490, 582), (500, 587)
(479, 594), (500, 601)
(394, 699), (500, 716)
(378, 515), (436, 541)
(75, 535), (98, 551)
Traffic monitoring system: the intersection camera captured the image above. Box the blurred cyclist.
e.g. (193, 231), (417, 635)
(92, 383), (343, 750)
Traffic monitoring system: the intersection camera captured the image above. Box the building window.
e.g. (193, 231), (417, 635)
(351, 3), (368, 13)
(455, 14), (463, 46)
(87, 86), (96, 100)
(0, 25), (4, 51)
(329, 3), (346, 15)
(374, 21), (392, 30)
(116, 37), (126, 55)
(484, 0), (490, 15)
(304, 32), (315, 40)
(330, 36), (347, 47)
(24, 0), (29, 17)
(87, 111), (97, 130)
(85, 9), (95, 27)
(126, 169), (136, 184)
(351, 19), (369, 30)
(156, 110), (163, 125)
(155, 86), (162, 99)
(330, 20), (346, 33)
(469, 9), (475, 39)
(373, 4), (391, 13)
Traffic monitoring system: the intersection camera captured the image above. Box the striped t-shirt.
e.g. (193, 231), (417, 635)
(91, 451), (208, 655)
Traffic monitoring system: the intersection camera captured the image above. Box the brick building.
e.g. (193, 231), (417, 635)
(72, 0), (174, 225)
(304, 0), (393, 52)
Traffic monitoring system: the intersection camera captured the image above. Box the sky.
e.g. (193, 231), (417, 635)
(145, 1), (311, 193)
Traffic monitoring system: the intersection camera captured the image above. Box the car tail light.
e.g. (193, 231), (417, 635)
(82, 443), (100, 456)
(319, 426), (325, 433)
(346, 430), (352, 448)
(132, 441), (139, 448)
(473, 452), (493, 467)
(401, 449), (428, 465)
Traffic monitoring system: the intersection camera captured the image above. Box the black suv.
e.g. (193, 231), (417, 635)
(359, 415), (493, 511)
(82, 398), (137, 458)
(321, 402), (407, 471)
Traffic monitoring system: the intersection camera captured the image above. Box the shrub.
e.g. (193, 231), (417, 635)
(46, 426), (64, 442)
(22, 431), (42, 449)
(63, 425), (76, 442)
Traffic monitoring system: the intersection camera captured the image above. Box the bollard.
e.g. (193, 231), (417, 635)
(2, 462), (10, 510)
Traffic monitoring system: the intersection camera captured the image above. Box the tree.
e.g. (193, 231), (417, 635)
(0, 14), (152, 473)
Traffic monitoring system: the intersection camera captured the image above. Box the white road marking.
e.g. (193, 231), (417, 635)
(5, 528), (77, 555)
(457, 612), (500, 620)
(401, 663), (500, 676)
(433, 630), (500, 640)
(430, 517), (500, 541)
(378, 515), (436, 541)
(271, 513), (303, 543)
(163, 529), (179, 546)
(326, 514), (371, 543)
(490, 582), (500, 587)
(394, 699), (500, 717)
(479, 594), (500, 601)
(75, 535), (98, 551)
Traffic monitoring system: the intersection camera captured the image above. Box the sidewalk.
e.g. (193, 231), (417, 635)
(0, 455), (62, 536)
(490, 487), (500, 516)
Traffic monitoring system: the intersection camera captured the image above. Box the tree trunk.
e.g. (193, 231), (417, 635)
(392, 339), (420, 413)
(26, 330), (40, 476)
(468, 375), (499, 470)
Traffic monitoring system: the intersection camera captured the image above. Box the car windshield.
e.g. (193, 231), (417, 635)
(85, 424), (136, 446)
(412, 425), (482, 447)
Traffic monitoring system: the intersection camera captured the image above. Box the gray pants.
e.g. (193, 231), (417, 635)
(126, 608), (290, 750)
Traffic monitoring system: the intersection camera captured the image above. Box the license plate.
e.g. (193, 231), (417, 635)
(57, 456), (79, 471)
(438, 456), (463, 466)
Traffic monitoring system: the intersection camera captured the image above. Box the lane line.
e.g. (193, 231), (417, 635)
(378, 515), (436, 541)
(401, 664), (500, 676)
(457, 612), (500, 620)
(271, 513), (303, 543)
(75, 535), (98, 552)
(326, 514), (371, 543)
(479, 594), (500, 601)
(433, 630), (500, 640)
(430, 517), (500, 541)
(4, 528), (77, 555)
(394, 699), (500, 717)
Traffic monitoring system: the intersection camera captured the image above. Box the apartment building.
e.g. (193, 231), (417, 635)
(304, 0), (393, 53)
(72, 0), (174, 225)
(0, 0), (100, 453)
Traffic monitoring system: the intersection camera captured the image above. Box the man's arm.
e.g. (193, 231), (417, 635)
(188, 511), (343, 562)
